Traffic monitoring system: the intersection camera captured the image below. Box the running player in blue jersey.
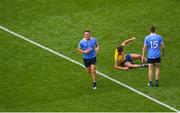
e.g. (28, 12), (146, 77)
(142, 26), (165, 87)
(77, 30), (99, 90)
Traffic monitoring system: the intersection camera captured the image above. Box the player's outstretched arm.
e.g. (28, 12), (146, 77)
(121, 37), (136, 46)
(114, 65), (129, 70)
(114, 59), (129, 70)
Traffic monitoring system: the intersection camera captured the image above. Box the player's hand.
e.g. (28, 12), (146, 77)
(141, 57), (147, 63)
(141, 56), (147, 63)
(84, 48), (92, 54)
(141, 57), (145, 63)
(131, 37), (136, 40)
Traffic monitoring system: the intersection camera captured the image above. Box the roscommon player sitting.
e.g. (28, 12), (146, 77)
(114, 37), (147, 70)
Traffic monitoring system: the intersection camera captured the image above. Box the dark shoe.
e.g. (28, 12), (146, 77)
(140, 64), (148, 67)
(148, 83), (153, 87)
(148, 81), (153, 87)
(155, 80), (159, 87)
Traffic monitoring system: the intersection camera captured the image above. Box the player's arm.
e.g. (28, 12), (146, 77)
(142, 37), (148, 63)
(77, 43), (91, 54)
(95, 41), (99, 54)
(77, 48), (91, 54)
(161, 43), (165, 57)
(142, 45), (147, 63)
(121, 37), (136, 46)
(114, 58), (129, 70)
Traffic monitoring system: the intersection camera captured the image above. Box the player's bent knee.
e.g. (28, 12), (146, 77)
(139, 55), (142, 59)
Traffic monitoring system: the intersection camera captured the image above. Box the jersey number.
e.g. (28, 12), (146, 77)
(150, 41), (158, 49)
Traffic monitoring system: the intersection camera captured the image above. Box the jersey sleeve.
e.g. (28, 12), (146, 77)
(159, 36), (163, 44)
(114, 49), (118, 58)
(78, 41), (83, 49)
(144, 37), (148, 46)
(94, 38), (98, 47)
(114, 49), (119, 64)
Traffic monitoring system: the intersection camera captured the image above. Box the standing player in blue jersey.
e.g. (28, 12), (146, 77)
(77, 30), (99, 90)
(142, 26), (165, 87)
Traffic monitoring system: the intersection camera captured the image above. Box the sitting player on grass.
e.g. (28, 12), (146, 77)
(114, 37), (148, 70)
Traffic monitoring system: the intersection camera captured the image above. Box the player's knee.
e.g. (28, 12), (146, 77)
(91, 70), (95, 73)
(148, 68), (153, 73)
(91, 68), (96, 73)
(155, 63), (160, 67)
(86, 69), (91, 74)
(138, 55), (142, 59)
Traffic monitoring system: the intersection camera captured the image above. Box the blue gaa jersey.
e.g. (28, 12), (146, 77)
(78, 37), (98, 59)
(144, 33), (163, 59)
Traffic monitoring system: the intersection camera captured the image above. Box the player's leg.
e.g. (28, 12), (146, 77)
(130, 54), (147, 62)
(155, 63), (160, 87)
(86, 66), (91, 74)
(123, 54), (140, 68)
(123, 53), (147, 68)
(83, 58), (91, 74)
(90, 57), (97, 89)
(84, 57), (97, 89)
(123, 61), (141, 68)
(91, 64), (96, 81)
(91, 64), (96, 89)
(148, 64), (153, 86)
(130, 54), (141, 60)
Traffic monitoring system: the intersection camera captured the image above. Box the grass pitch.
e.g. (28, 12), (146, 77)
(0, 0), (180, 111)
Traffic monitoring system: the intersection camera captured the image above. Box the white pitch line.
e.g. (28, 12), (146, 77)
(0, 25), (179, 112)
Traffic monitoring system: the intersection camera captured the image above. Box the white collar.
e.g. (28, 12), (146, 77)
(150, 33), (157, 35)
(83, 37), (92, 41)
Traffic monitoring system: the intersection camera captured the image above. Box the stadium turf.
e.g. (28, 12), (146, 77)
(0, 0), (180, 111)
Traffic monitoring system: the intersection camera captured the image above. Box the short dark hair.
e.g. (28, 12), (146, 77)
(84, 30), (91, 33)
(150, 26), (156, 33)
(117, 45), (124, 55)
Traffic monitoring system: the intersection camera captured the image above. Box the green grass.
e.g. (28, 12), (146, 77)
(0, 0), (180, 111)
